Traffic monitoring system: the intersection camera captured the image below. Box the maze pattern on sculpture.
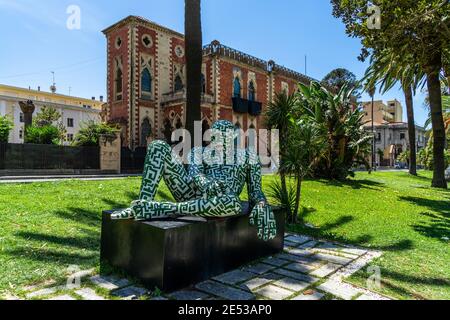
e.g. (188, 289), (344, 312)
(112, 120), (277, 240)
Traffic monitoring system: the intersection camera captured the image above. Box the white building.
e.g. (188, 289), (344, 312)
(0, 84), (104, 144)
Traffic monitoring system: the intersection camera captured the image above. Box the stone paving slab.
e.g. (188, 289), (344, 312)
(262, 257), (289, 267)
(314, 252), (354, 265)
(273, 268), (320, 285)
(255, 284), (293, 300)
(297, 240), (318, 249)
(196, 281), (255, 300)
(272, 277), (310, 292)
(111, 286), (148, 300)
(242, 273), (282, 291)
(284, 262), (319, 274)
(213, 270), (255, 285)
(291, 291), (325, 300)
(317, 280), (363, 300)
(284, 240), (298, 248)
(285, 247), (315, 258)
(310, 263), (342, 278)
(243, 263), (275, 275)
(75, 287), (105, 300)
(90, 275), (130, 291)
(169, 290), (210, 301)
(25, 287), (59, 299)
(285, 235), (312, 245)
(47, 294), (76, 300)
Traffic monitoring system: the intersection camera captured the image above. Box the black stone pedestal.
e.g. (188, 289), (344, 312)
(100, 203), (285, 292)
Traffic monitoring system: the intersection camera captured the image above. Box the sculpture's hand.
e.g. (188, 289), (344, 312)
(111, 207), (135, 220)
(249, 202), (277, 241)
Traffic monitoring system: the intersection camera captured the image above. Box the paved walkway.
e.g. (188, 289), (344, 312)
(3, 234), (391, 301)
(0, 174), (140, 184)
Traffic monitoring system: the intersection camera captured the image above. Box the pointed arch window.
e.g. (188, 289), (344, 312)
(141, 68), (152, 95)
(115, 66), (123, 100)
(233, 77), (241, 98)
(248, 80), (256, 101)
(140, 118), (152, 147)
(174, 75), (184, 92)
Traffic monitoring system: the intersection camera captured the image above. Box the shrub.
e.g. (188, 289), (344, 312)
(25, 125), (60, 145)
(0, 115), (13, 143)
(72, 121), (119, 146)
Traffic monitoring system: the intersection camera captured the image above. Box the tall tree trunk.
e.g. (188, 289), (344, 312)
(185, 0), (202, 147)
(403, 83), (417, 176)
(426, 60), (447, 189)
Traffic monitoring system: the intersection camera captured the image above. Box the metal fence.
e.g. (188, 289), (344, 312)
(121, 147), (147, 173)
(0, 143), (100, 170)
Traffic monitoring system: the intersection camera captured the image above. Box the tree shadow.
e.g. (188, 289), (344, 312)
(399, 196), (450, 242)
(315, 178), (385, 191)
(376, 269), (450, 300)
(53, 207), (101, 226)
(14, 231), (99, 251)
(5, 247), (97, 267)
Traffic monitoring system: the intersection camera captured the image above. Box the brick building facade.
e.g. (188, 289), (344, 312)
(102, 16), (315, 149)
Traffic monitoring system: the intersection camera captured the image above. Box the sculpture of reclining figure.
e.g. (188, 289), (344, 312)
(112, 120), (276, 241)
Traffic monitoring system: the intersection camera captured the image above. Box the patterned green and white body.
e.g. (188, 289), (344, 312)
(112, 120), (276, 241)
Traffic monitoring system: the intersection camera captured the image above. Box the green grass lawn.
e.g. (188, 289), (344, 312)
(0, 171), (448, 299)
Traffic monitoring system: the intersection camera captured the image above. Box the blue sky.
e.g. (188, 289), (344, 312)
(0, 0), (429, 125)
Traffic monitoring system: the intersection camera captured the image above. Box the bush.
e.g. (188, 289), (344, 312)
(25, 125), (60, 145)
(0, 115), (13, 143)
(72, 121), (119, 146)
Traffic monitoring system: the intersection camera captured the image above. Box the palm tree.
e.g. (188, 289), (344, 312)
(185, 0), (202, 147)
(296, 82), (372, 180)
(364, 50), (424, 176)
(265, 92), (297, 218)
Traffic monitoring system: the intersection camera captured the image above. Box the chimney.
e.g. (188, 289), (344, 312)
(100, 95), (104, 102)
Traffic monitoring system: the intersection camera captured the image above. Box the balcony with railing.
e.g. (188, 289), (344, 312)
(232, 97), (262, 116)
(161, 89), (215, 106)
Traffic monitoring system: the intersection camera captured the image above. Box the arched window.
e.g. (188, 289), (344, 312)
(174, 75), (184, 92)
(140, 118), (152, 147)
(163, 118), (173, 143)
(234, 122), (242, 148)
(233, 77), (241, 98)
(248, 80), (256, 101)
(115, 67), (123, 100)
(141, 68), (152, 94)
(201, 74), (206, 94)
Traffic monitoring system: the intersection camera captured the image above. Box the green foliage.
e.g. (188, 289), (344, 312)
(398, 150), (410, 164)
(267, 178), (297, 216)
(418, 141), (450, 170)
(321, 68), (362, 97)
(72, 121), (119, 146)
(294, 82), (372, 180)
(25, 125), (60, 145)
(0, 115), (13, 143)
(33, 106), (61, 127)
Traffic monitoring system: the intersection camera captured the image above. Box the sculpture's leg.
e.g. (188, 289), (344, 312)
(127, 194), (242, 220)
(113, 141), (199, 220)
(139, 140), (199, 202)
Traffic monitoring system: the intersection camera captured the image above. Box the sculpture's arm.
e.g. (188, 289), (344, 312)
(187, 147), (224, 197)
(247, 149), (267, 205)
(247, 149), (277, 241)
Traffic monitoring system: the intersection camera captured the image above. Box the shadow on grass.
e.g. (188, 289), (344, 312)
(315, 178), (385, 191)
(5, 247), (97, 267)
(14, 231), (99, 251)
(288, 213), (414, 253)
(399, 196), (450, 242)
(354, 267), (449, 300)
(53, 207), (101, 226)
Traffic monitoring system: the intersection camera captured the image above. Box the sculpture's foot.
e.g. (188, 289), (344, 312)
(111, 208), (136, 220)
